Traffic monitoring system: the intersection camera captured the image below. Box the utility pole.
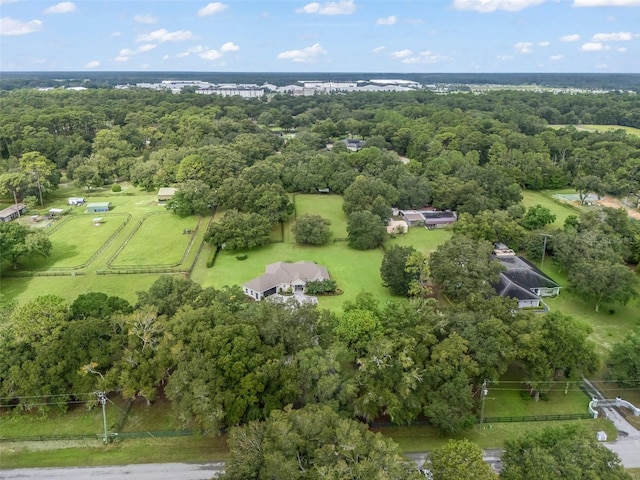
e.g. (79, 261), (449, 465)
(96, 391), (109, 444)
(479, 379), (489, 427)
(540, 233), (552, 269)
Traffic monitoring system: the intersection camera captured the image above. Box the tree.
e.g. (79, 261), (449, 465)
(569, 260), (637, 312)
(73, 163), (103, 191)
(521, 204), (557, 230)
(342, 176), (398, 218)
(347, 210), (386, 250)
(70, 292), (132, 320)
(607, 334), (640, 388)
(222, 405), (422, 480)
(501, 425), (630, 480)
(0, 171), (28, 216)
(573, 175), (606, 205)
(380, 245), (418, 296)
(0, 222), (52, 269)
(19, 151), (56, 206)
(292, 214), (332, 245)
(205, 210), (272, 250)
(429, 236), (504, 303)
(166, 180), (215, 217)
(429, 439), (498, 480)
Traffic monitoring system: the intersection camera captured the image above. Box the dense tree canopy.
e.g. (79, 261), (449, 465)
(292, 214), (333, 245)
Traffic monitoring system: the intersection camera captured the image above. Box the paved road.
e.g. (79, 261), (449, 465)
(0, 462), (225, 480)
(605, 439), (640, 468)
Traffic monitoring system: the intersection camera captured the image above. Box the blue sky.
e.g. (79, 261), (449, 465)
(1, 0), (639, 72)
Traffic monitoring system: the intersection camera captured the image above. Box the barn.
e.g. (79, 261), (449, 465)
(0, 203), (27, 222)
(86, 202), (111, 213)
(158, 187), (177, 202)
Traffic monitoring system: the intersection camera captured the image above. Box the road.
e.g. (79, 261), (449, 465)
(0, 462), (225, 480)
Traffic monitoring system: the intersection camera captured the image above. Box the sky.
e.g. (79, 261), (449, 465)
(1, 0), (640, 73)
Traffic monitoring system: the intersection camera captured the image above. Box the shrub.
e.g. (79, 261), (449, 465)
(305, 279), (338, 295)
(206, 246), (220, 268)
(236, 254), (248, 261)
(112, 184), (122, 192)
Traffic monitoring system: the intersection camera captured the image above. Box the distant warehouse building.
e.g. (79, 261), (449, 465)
(86, 202), (111, 214)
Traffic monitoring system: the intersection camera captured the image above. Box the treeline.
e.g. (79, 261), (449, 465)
(0, 277), (599, 435)
(1, 72), (639, 91)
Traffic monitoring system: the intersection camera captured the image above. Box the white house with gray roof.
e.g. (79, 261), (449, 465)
(243, 261), (330, 301)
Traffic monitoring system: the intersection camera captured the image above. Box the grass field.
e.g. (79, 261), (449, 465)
(197, 194), (453, 311)
(20, 214), (129, 270)
(548, 124), (640, 136)
(109, 213), (198, 267)
(483, 365), (590, 418)
(521, 190), (582, 227)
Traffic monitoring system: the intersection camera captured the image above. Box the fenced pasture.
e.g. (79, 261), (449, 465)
(108, 213), (198, 268)
(18, 214), (130, 271)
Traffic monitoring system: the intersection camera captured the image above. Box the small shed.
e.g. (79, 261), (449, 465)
(68, 197), (85, 206)
(158, 187), (177, 202)
(0, 203), (27, 222)
(92, 217), (104, 226)
(49, 208), (64, 217)
(86, 202), (111, 213)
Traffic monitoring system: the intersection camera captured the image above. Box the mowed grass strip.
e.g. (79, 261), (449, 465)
(18, 215), (127, 270)
(110, 213), (198, 267)
(294, 194), (348, 238)
(521, 190), (582, 227)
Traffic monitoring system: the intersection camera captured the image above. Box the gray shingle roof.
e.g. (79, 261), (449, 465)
(244, 261), (329, 293)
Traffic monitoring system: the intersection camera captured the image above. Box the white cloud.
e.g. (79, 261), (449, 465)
(162, 54), (169, 61)
(43, 2), (75, 14)
(550, 54), (564, 60)
(372, 46), (385, 53)
(400, 51), (447, 64)
(200, 49), (223, 60)
(134, 14), (158, 24)
(617, 46), (627, 52)
(376, 15), (397, 25)
(390, 49), (412, 58)
(592, 31), (632, 41)
(277, 43), (327, 63)
(197, 2), (228, 17)
(497, 55), (514, 60)
(220, 41), (239, 52)
(84, 60), (100, 68)
(176, 45), (205, 57)
(538, 41), (550, 47)
(560, 34), (580, 42)
(111, 31), (122, 37)
(115, 56), (130, 62)
(296, 0), (356, 15)
(119, 44), (157, 58)
(595, 63), (608, 69)
(514, 41), (534, 53)
(581, 42), (606, 51)
(574, 0), (640, 6)
(136, 28), (193, 43)
(452, 0), (546, 12)
(137, 44), (157, 53)
(0, 17), (43, 35)
(404, 18), (423, 24)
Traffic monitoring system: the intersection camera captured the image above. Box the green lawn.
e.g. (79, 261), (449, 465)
(19, 214), (129, 270)
(0, 436), (228, 469)
(483, 365), (590, 418)
(547, 125), (640, 137)
(521, 190), (583, 228)
(119, 397), (178, 432)
(110, 213), (198, 267)
(293, 194), (348, 238)
(388, 227), (452, 254)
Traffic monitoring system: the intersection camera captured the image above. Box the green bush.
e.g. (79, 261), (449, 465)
(111, 184), (122, 192)
(236, 254), (248, 261)
(207, 246), (220, 268)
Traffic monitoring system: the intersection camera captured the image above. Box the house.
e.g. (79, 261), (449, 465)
(85, 202), (111, 214)
(158, 187), (177, 202)
(399, 210), (425, 227)
(243, 261), (330, 301)
(68, 197), (85, 206)
(492, 244), (561, 309)
(0, 203), (27, 222)
(421, 210), (457, 229)
(344, 139), (366, 152)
